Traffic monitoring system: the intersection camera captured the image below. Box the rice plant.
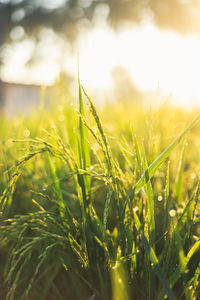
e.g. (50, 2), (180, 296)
(1, 78), (200, 300)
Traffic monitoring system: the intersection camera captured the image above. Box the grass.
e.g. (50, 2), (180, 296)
(1, 77), (200, 299)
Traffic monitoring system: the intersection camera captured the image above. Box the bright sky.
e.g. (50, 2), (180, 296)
(2, 22), (200, 107)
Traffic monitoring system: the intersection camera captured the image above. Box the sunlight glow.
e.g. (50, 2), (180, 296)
(76, 23), (200, 106)
(2, 23), (200, 106)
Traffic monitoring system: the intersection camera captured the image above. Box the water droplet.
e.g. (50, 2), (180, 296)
(169, 209), (177, 217)
(133, 206), (139, 213)
(24, 129), (30, 137)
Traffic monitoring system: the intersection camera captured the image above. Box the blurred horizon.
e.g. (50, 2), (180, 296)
(1, 0), (200, 108)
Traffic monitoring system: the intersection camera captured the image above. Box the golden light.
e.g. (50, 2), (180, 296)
(77, 23), (200, 107)
(2, 23), (200, 107)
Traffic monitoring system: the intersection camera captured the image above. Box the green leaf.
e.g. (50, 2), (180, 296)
(143, 147), (155, 250)
(78, 68), (91, 206)
(132, 209), (176, 300)
(175, 142), (187, 203)
(127, 113), (200, 201)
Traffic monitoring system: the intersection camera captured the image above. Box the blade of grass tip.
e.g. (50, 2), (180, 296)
(127, 113), (200, 202)
(72, 99), (91, 259)
(78, 67), (91, 205)
(81, 86), (114, 175)
(175, 141), (187, 203)
(81, 85), (127, 255)
(77, 67), (95, 266)
(81, 87), (125, 227)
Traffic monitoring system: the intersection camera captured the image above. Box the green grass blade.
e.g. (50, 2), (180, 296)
(132, 128), (142, 175)
(78, 71), (91, 205)
(46, 152), (65, 217)
(163, 186), (197, 279)
(190, 259), (200, 298)
(77, 74), (94, 264)
(168, 183), (200, 290)
(103, 185), (113, 228)
(132, 209), (176, 300)
(164, 161), (170, 231)
(111, 247), (130, 300)
(90, 206), (116, 263)
(143, 147), (155, 250)
(81, 86), (114, 175)
(175, 142), (187, 203)
(169, 240), (200, 289)
(142, 147), (156, 299)
(127, 113), (200, 201)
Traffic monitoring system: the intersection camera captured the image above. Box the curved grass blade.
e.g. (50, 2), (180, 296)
(78, 69), (91, 205)
(168, 240), (200, 289)
(81, 86), (114, 175)
(127, 113), (200, 202)
(175, 142), (187, 203)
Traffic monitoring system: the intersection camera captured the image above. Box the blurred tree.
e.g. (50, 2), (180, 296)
(1, 0), (200, 105)
(1, 0), (200, 47)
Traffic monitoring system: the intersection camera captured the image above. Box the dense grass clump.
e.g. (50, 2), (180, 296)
(1, 79), (200, 300)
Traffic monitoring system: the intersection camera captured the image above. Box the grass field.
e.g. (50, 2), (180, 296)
(1, 78), (200, 300)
